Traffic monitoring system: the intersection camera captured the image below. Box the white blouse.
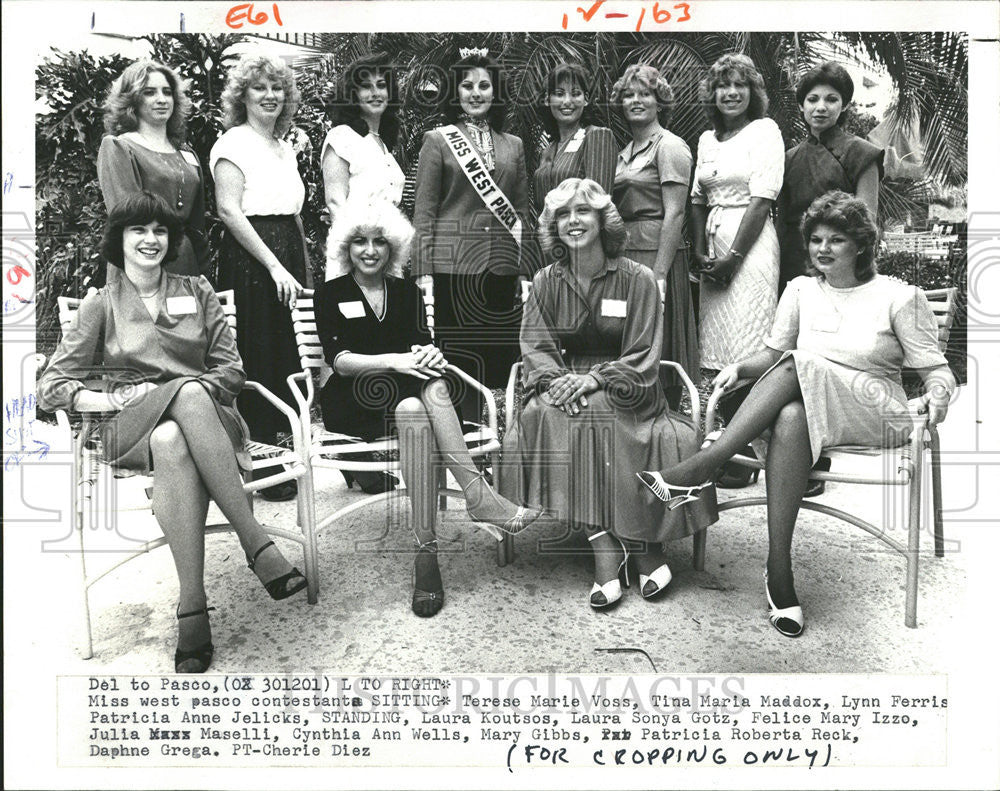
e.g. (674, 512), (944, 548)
(209, 125), (305, 216)
(690, 118), (785, 208)
(322, 124), (405, 207)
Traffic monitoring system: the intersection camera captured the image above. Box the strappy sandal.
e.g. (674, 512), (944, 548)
(588, 531), (630, 610)
(412, 539), (444, 618)
(246, 540), (308, 601)
(636, 471), (713, 510)
(764, 570), (804, 638)
(445, 454), (543, 538)
(175, 605), (216, 674)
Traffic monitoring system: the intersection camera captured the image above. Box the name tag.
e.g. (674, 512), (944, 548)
(339, 301), (366, 319)
(180, 150), (199, 167)
(811, 312), (841, 333)
(564, 128), (586, 154)
(601, 299), (627, 318)
(166, 296), (197, 315)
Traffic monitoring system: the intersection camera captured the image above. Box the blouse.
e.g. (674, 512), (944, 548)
(534, 126), (616, 203)
(690, 118), (785, 207)
(321, 124), (405, 207)
(97, 135), (209, 273)
(209, 126), (305, 216)
(37, 273), (246, 412)
(613, 129), (692, 252)
(765, 275), (947, 385)
(520, 256), (666, 419)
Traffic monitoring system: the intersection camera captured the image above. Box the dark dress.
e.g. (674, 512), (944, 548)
(37, 273), (249, 474)
(316, 274), (461, 439)
(778, 125), (884, 289)
(97, 135), (210, 277)
(500, 257), (717, 542)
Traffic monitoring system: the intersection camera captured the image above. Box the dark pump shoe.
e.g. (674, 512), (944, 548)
(803, 457), (832, 498)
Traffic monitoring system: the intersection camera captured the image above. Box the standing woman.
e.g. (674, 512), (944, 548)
(98, 60), (209, 277)
(211, 54), (307, 501)
(321, 51), (406, 278)
(534, 62), (616, 201)
(690, 53), (785, 370)
(778, 61), (884, 292)
(411, 49), (533, 390)
(611, 64), (698, 408)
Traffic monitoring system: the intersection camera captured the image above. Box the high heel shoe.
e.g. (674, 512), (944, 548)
(412, 538), (444, 617)
(446, 454), (543, 537)
(588, 531), (630, 610)
(246, 540), (308, 601)
(638, 563), (673, 600)
(763, 570), (804, 638)
(175, 605), (215, 673)
(636, 471), (713, 510)
(341, 470), (400, 494)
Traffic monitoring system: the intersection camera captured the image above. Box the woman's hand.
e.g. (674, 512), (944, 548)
(712, 364), (741, 393)
(700, 253), (739, 285)
(917, 390), (951, 429)
(114, 381), (160, 410)
(269, 265), (304, 307)
(544, 372), (599, 414)
(410, 343), (447, 372)
(390, 350), (443, 380)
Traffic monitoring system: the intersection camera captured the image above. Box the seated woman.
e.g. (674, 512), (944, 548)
(315, 199), (542, 618)
(38, 192), (307, 674)
(501, 178), (717, 611)
(640, 191), (955, 637)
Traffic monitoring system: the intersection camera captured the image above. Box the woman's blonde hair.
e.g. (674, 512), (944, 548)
(103, 60), (191, 146)
(537, 178), (626, 260)
(325, 199), (414, 279)
(610, 64), (675, 126)
(220, 53), (300, 135)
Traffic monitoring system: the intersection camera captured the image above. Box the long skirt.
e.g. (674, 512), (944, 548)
(501, 391), (718, 544)
(698, 206), (779, 369)
(217, 215), (306, 441)
(101, 376), (250, 474)
(625, 238), (700, 391)
(432, 272), (521, 389)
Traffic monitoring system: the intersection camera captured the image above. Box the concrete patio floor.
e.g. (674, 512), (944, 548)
(30, 421), (971, 678)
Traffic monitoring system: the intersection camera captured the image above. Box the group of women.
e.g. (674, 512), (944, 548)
(39, 47), (955, 673)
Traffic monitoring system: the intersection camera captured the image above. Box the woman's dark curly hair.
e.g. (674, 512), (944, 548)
(102, 60), (191, 147)
(440, 51), (508, 131)
(800, 190), (879, 282)
(700, 53), (769, 133)
(100, 191), (183, 269)
(329, 52), (401, 148)
(539, 62), (601, 139)
(795, 61), (855, 122)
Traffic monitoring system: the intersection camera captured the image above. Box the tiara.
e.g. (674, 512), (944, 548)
(459, 47), (489, 59)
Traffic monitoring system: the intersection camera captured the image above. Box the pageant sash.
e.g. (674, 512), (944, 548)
(438, 124), (523, 248)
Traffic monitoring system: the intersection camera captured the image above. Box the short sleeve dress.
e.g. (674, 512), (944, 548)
(778, 126), (884, 288)
(209, 125), (306, 441)
(315, 274), (461, 439)
(500, 257), (717, 543)
(613, 129), (699, 383)
(691, 118), (785, 368)
(97, 135), (210, 278)
(533, 125), (616, 202)
(758, 274), (947, 463)
(37, 273), (249, 473)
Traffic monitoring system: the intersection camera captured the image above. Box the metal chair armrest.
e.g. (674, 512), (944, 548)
(659, 361), (701, 442)
(445, 363), (498, 435)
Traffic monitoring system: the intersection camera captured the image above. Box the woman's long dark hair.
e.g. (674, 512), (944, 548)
(329, 52), (400, 148)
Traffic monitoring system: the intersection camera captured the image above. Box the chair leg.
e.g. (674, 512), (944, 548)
(929, 429), (945, 558)
(692, 528), (706, 571)
(437, 465), (448, 511)
(904, 437), (924, 629)
(297, 465), (320, 605)
(75, 434), (95, 660)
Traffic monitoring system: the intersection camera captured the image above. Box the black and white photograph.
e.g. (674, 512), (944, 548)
(3, 0), (998, 788)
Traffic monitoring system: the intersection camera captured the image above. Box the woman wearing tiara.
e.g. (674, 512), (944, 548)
(411, 48), (534, 391)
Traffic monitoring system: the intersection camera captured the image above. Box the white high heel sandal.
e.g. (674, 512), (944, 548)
(764, 570), (804, 638)
(588, 531), (630, 610)
(636, 471), (713, 510)
(638, 563), (673, 600)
